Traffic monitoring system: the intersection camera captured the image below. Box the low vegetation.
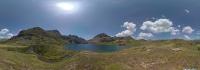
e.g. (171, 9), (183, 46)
(0, 27), (199, 70)
(0, 40), (200, 70)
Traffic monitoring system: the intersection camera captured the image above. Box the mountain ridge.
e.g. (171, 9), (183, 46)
(7, 27), (88, 45)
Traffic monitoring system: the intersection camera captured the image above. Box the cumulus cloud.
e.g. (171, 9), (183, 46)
(0, 29), (9, 35)
(0, 28), (14, 40)
(137, 32), (153, 40)
(140, 19), (180, 35)
(140, 19), (173, 33)
(182, 26), (194, 34)
(116, 22), (136, 37)
(184, 35), (191, 40)
(170, 27), (180, 35)
(116, 18), (194, 39)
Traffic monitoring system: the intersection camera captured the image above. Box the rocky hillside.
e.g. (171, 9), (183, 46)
(88, 33), (114, 43)
(4, 27), (83, 62)
(88, 33), (138, 46)
(6, 27), (87, 45)
(5, 27), (137, 46)
(47, 30), (62, 37)
(62, 35), (88, 44)
(7, 27), (66, 45)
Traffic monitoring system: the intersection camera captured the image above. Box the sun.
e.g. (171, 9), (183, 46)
(56, 2), (76, 12)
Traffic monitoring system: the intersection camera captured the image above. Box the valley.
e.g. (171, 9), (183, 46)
(0, 27), (199, 70)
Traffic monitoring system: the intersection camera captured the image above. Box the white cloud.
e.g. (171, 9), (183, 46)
(178, 25), (181, 28)
(7, 33), (14, 37)
(116, 18), (194, 39)
(116, 30), (133, 37)
(0, 28), (14, 40)
(137, 32), (153, 40)
(122, 22), (136, 32)
(185, 9), (190, 13)
(140, 19), (177, 33)
(184, 35), (191, 40)
(0, 29), (9, 35)
(170, 27), (180, 35)
(140, 19), (183, 36)
(116, 22), (136, 37)
(182, 26), (194, 34)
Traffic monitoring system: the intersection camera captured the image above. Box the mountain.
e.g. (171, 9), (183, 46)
(7, 27), (88, 45)
(88, 33), (114, 43)
(47, 30), (62, 37)
(7, 27), (66, 45)
(94, 33), (111, 38)
(4, 27), (87, 62)
(62, 35), (88, 44)
(6, 27), (137, 46)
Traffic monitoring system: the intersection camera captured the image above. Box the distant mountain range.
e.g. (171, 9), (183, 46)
(6, 27), (87, 45)
(5, 27), (138, 46)
(5, 27), (193, 46)
(88, 33), (114, 43)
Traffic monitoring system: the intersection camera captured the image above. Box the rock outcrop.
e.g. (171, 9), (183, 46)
(62, 35), (88, 44)
(8, 27), (88, 45)
(88, 33), (114, 43)
(8, 27), (66, 45)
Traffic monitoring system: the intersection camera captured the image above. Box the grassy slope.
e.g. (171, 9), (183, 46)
(66, 41), (200, 70)
(0, 44), (79, 70)
(0, 41), (200, 70)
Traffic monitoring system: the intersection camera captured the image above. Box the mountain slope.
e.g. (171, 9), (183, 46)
(62, 35), (88, 44)
(3, 27), (78, 62)
(89, 33), (114, 43)
(7, 27), (66, 45)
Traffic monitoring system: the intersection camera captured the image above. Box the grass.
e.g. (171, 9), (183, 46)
(105, 63), (123, 70)
(0, 40), (200, 70)
(0, 44), (79, 70)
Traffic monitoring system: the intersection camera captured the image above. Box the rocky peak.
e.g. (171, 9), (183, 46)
(62, 35), (88, 44)
(89, 33), (114, 43)
(94, 33), (111, 38)
(17, 27), (46, 37)
(9, 27), (66, 45)
(47, 30), (62, 37)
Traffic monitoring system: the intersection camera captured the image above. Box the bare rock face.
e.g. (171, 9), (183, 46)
(88, 33), (114, 43)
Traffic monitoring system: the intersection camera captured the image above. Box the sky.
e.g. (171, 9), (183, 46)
(0, 0), (200, 40)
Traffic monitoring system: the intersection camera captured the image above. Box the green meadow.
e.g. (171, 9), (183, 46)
(0, 40), (199, 70)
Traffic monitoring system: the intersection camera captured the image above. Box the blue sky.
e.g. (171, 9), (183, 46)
(0, 0), (199, 39)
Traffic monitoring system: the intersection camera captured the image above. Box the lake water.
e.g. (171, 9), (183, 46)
(65, 44), (125, 52)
